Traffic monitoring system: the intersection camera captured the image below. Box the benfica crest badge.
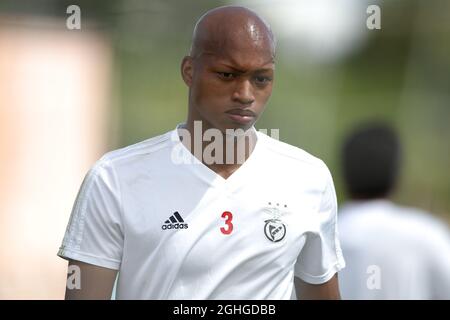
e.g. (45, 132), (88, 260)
(263, 202), (287, 242)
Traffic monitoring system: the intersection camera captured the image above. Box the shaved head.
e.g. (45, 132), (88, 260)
(190, 6), (276, 60)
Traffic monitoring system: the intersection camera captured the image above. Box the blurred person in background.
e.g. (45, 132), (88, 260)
(338, 123), (450, 299)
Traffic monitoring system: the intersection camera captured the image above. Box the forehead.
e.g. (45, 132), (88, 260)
(193, 13), (276, 71)
(202, 47), (275, 72)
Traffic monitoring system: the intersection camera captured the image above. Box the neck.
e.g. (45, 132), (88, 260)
(181, 119), (257, 179)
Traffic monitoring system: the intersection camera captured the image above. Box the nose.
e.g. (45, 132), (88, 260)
(232, 79), (255, 106)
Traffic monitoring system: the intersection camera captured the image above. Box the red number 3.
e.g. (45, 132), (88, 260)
(220, 211), (233, 235)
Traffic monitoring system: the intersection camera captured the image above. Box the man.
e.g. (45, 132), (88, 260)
(338, 123), (450, 299)
(58, 6), (345, 299)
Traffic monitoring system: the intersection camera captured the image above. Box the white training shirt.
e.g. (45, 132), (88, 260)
(338, 199), (450, 300)
(58, 125), (345, 299)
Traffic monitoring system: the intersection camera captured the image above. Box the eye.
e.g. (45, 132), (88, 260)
(254, 76), (272, 85)
(217, 72), (235, 80)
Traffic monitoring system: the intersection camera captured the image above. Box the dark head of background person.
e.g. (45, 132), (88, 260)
(342, 123), (402, 200)
(180, 6), (276, 134)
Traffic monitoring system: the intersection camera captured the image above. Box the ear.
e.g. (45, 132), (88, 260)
(180, 56), (194, 87)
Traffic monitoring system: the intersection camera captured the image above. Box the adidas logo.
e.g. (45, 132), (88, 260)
(161, 211), (189, 230)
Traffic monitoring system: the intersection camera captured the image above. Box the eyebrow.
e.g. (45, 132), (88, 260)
(215, 61), (275, 73)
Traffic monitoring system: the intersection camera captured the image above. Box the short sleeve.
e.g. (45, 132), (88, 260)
(57, 159), (124, 270)
(294, 164), (346, 284)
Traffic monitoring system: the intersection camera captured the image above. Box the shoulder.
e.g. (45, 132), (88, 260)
(390, 206), (450, 255)
(89, 130), (174, 178)
(257, 130), (332, 182)
(104, 130), (173, 163)
(100, 130), (173, 165)
(397, 206), (449, 238)
(339, 201), (449, 246)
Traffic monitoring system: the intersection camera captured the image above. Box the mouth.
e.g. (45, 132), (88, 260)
(225, 108), (256, 125)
